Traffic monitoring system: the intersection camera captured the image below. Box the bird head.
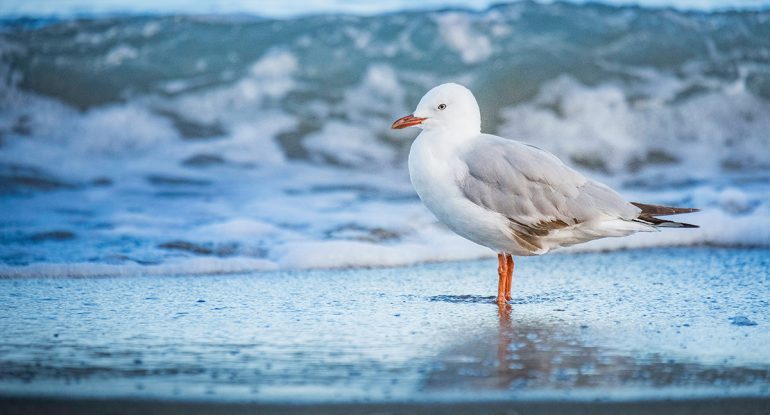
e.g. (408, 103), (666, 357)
(391, 83), (481, 136)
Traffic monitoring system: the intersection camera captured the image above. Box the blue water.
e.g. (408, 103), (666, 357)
(0, 248), (768, 401)
(1, 1), (770, 276)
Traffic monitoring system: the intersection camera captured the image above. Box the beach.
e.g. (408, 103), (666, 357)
(2, 1), (770, 413)
(1, 248), (769, 413)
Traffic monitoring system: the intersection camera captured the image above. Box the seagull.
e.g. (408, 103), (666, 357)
(392, 83), (698, 305)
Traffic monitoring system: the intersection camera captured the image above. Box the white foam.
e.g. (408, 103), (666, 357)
(0, 97), (179, 180)
(272, 227), (492, 270)
(141, 21), (162, 37)
(193, 218), (287, 242)
(104, 44), (138, 66)
(499, 74), (770, 174)
(359, 64), (403, 101)
(433, 12), (493, 64)
(218, 120), (289, 166)
(247, 48), (298, 97)
(303, 121), (395, 167)
(718, 187), (754, 214)
(160, 48), (299, 126)
(0, 257), (278, 279)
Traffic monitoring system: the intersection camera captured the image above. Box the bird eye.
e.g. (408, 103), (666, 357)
(438, 103), (446, 110)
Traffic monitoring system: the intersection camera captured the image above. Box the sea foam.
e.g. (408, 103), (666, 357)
(1, 2), (769, 276)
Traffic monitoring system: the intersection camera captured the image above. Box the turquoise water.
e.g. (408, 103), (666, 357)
(1, 2), (769, 276)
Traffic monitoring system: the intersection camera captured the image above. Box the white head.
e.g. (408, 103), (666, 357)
(391, 83), (481, 136)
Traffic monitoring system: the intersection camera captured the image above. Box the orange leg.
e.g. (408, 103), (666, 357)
(505, 254), (514, 301)
(496, 253), (508, 305)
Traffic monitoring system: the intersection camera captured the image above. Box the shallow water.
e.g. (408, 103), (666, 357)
(1, 248), (768, 402)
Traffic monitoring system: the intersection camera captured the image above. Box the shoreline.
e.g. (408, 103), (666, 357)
(1, 248), (768, 408)
(2, 246), (768, 279)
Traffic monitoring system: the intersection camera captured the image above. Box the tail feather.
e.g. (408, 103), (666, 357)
(631, 202), (700, 229)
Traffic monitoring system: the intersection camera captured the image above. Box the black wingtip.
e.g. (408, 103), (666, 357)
(631, 202), (700, 216)
(634, 217), (700, 228)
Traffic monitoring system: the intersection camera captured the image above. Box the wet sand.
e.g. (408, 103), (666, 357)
(2, 395), (769, 415)
(1, 248), (769, 413)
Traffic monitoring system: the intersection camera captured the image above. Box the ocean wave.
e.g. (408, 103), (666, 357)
(1, 2), (769, 275)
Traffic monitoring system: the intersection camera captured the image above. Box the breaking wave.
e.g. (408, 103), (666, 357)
(1, 2), (769, 276)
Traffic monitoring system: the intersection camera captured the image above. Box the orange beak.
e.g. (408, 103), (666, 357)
(391, 114), (427, 129)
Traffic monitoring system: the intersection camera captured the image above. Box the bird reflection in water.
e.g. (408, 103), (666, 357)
(422, 303), (770, 392)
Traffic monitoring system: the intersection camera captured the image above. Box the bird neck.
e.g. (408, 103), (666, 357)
(416, 127), (479, 159)
(423, 121), (480, 142)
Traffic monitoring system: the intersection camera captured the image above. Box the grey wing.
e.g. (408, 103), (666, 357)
(458, 135), (640, 250)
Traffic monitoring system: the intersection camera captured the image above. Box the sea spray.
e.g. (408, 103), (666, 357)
(1, 2), (769, 274)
